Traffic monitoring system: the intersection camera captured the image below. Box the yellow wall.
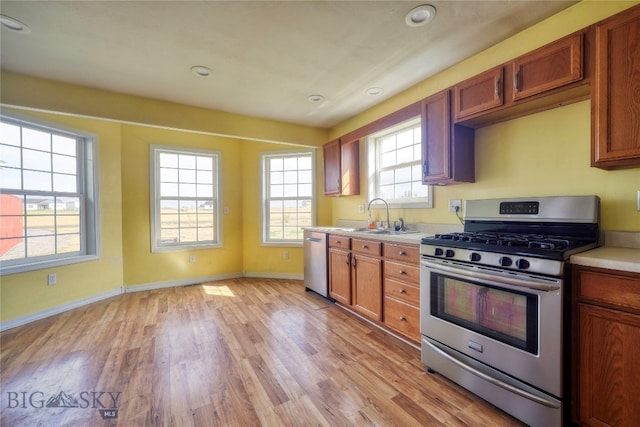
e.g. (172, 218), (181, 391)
(2, 0), (639, 325)
(120, 124), (245, 287)
(328, 1), (640, 232)
(0, 111), (124, 322)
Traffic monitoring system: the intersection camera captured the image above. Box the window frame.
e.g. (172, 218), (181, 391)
(149, 145), (222, 252)
(366, 116), (433, 209)
(0, 111), (100, 275)
(260, 149), (316, 247)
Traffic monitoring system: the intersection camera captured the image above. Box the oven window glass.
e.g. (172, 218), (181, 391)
(431, 274), (538, 354)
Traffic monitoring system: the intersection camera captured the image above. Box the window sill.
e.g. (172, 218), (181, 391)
(1, 254), (100, 276)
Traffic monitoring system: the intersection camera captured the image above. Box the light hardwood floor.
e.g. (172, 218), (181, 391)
(1, 278), (523, 426)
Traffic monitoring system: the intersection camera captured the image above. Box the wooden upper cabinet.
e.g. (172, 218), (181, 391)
(422, 90), (475, 185)
(323, 138), (360, 196)
(453, 67), (504, 121)
(592, 5), (640, 169)
(511, 33), (583, 101)
(323, 139), (341, 195)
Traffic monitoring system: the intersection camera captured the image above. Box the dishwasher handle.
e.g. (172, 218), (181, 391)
(305, 237), (323, 243)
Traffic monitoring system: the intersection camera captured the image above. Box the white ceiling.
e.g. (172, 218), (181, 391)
(0, 1), (578, 128)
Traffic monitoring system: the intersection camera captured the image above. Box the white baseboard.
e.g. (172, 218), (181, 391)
(0, 288), (123, 332)
(243, 272), (304, 280)
(124, 272), (243, 293)
(1, 272), (303, 331)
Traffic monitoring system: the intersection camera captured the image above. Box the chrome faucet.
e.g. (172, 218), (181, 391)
(367, 197), (390, 229)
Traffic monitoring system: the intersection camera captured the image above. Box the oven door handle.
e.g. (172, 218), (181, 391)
(421, 260), (561, 292)
(424, 339), (560, 409)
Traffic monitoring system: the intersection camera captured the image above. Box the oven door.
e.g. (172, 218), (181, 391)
(420, 256), (564, 398)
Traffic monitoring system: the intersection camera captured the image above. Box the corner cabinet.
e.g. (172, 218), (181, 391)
(323, 138), (360, 196)
(422, 90), (475, 185)
(592, 5), (640, 169)
(572, 265), (640, 426)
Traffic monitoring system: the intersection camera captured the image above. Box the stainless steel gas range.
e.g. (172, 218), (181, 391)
(419, 195), (600, 427)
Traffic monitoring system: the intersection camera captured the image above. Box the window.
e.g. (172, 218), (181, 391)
(261, 151), (314, 245)
(367, 116), (432, 208)
(150, 146), (221, 251)
(0, 113), (99, 274)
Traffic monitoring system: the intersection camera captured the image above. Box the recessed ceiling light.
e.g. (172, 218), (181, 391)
(405, 4), (436, 27)
(307, 95), (325, 103)
(366, 87), (384, 96)
(191, 65), (212, 77)
(0, 15), (31, 34)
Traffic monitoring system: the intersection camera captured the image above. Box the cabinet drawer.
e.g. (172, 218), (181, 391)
(384, 278), (420, 306)
(385, 261), (420, 285)
(352, 238), (382, 256)
(577, 269), (640, 311)
(328, 235), (350, 250)
(384, 243), (420, 264)
(384, 297), (420, 342)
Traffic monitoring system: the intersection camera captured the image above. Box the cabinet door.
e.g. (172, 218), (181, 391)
(328, 248), (351, 305)
(351, 255), (382, 321)
(453, 66), (504, 121)
(512, 33), (583, 101)
(577, 303), (640, 426)
(593, 6), (640, 168)
(422, 90), (475, 185)
(340, 139), (360, 196)
(422, 90), (451, 184)
(323, 139), (341, 195)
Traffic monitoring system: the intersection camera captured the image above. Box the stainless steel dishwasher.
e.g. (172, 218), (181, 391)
(303, 230), (328, 297)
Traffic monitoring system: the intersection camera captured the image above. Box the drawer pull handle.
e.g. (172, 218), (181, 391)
(399, 270), (406, 275)
(399, 251), (406, 256)
(399, 289), (406, 294)
(399, 316), (406, 321)
(362, 245), (368, 249)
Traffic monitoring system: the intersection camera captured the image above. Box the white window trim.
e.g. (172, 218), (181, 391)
(150, 145), (222, 252)
(260, 149), (316, 247)
(366, 117), (433, 209)
(0, 110), (101, 275)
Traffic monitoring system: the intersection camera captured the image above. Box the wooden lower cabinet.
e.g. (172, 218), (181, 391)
(328, 247), (351, 305)
(383, 243), (421, 343)
(352, 254), (382, 321)
(573, 265), (640, 426)
(327, 236), (420, 343)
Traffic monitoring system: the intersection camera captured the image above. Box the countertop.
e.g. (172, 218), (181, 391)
(303, 226), (429, 245)
(570, 231), (640, 274)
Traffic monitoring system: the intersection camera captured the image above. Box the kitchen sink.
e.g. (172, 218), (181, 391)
(354, 228), (419, 235)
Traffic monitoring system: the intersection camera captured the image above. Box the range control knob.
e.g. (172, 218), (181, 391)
(434, 248), (444, 256)
(499, 256), (513, 267)
(445, 249), (455, 258)
(516, 259), (530, 270)
(469, 252), (481, 262)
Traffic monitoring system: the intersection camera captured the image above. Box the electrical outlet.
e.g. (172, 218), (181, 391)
(358, 204), (365, 214)
(48, 273), (57, 286)
(448, 199), (462, 213)
(189, 254), (196, 263)
(283, 251), (289, 260)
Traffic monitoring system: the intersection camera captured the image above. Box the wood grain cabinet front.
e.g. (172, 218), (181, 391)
(323, 138), (360, 196)
(572, 265), (640, 426)
(383, 243), (421, 343)
(592, 5), (640, 169)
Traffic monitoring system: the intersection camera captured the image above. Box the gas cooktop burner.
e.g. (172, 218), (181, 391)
(431, 232), (585, 252)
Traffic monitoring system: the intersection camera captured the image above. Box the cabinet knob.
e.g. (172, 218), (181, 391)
(399, 289), (406, 294)
(399, 316), (406, 322)
(399, 270), (406, 275)
(362, 245), (368, 249)
(399, 251), (406, 256)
